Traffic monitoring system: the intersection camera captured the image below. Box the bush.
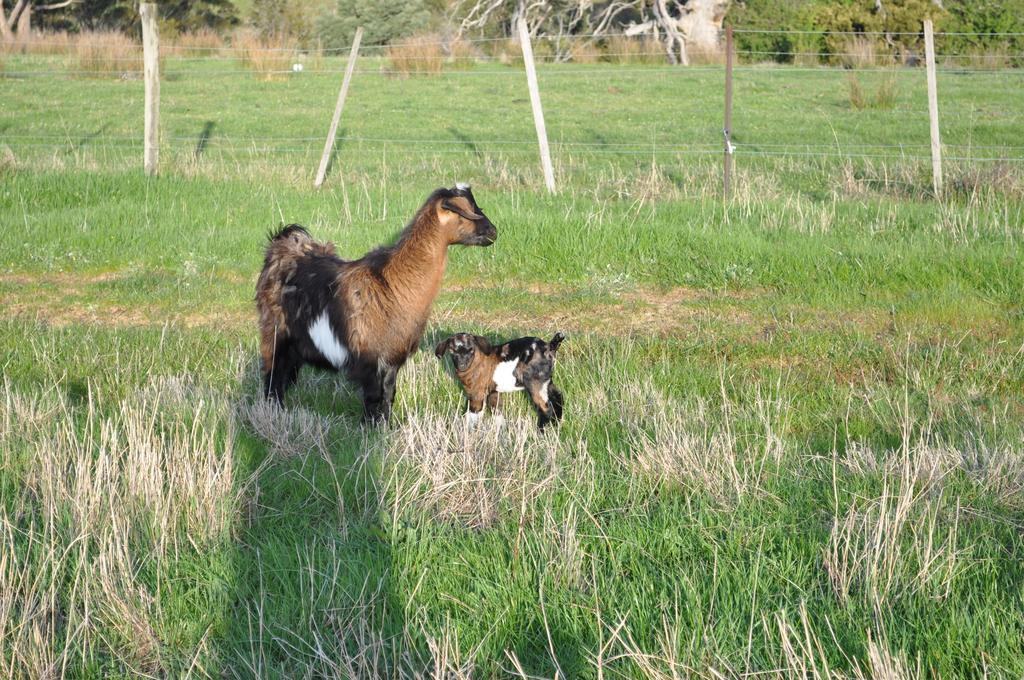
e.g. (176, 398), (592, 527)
(317, 0), (431, 50)
(943, 0), (1024, 64)
(250, 0), (319, 44)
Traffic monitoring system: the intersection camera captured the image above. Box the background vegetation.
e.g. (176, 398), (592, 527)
(2, 38), (1023, 675)
(10, 0), (1023, 55)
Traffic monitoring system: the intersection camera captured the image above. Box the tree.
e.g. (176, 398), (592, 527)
(1, 0), (74, 40)
(451, 0), (731, 64)
(317, 0), (431, 48)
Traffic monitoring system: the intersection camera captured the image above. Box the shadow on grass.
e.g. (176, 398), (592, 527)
(194, 121), (215, 161)
(220, 357), (406, 676)
(447, 127), (484, 160)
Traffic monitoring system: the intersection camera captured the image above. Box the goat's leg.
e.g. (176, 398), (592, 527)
(527, 380), (563, 429)
(378, 364), (398, 423)
(465, 396), (485, 429)
(486, 391), (504, 427)
(354, 360), (391, 425)
(264, 342), (301, 406)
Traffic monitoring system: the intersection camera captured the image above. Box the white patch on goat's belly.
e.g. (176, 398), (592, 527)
(539, 380), (550, 404)
(308, 311), (349, 369)
(492, 359), (524, 393)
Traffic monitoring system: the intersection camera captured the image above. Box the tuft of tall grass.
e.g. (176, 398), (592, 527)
(385, 34), (444, 76)
(0, 375), (244, 675)
(373, 413), (563, 528)
(232, 29), (296, 80)
(0, 29), (71, 55)
(602, 35), (665, 64)
(569, 40), (602, 64)
(74, 30), (141, 77)
(446, 37), (479, 70)
(839, 36), (890, 69)
(620, 380), (788, 506)
(846, 72), (898, 110)
(165, 27), (225, 57)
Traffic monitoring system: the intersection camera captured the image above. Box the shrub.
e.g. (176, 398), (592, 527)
(317, 0), (430, 50)
(728, 0), (807, 62)
(250, 0), (316, 44)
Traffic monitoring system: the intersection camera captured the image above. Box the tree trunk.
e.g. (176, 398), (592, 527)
(17, 3), (30, 36)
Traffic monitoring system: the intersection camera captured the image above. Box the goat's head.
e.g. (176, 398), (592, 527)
(434, 184), (497, 247)
(501, 332), (566, 383)
(435, 332), (490, 372)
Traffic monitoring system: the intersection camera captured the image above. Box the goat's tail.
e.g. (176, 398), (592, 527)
(256, 224), (337, 367)
(267, 223), (311, 246)
(260, 223), (337, 281)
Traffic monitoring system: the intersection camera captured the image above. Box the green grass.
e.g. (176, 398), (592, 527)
(1, 55), (1024, 677)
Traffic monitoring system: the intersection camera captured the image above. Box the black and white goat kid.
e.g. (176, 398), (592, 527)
(435, 332), (565, 429)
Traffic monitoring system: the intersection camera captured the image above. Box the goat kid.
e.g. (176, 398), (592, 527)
(435, 332), (565, 429)
(256, 184), (497, 423)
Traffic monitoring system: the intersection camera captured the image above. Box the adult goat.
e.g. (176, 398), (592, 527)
(256, 184), (497, 422)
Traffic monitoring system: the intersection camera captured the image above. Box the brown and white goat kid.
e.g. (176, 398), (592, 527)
(255, 184), (497, 422)
(435, 332), (565, 429)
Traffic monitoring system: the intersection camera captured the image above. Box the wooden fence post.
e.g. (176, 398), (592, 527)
(924, 18), (942, 198)
(140, 3), (159, 176)
(723, 25), (734, 200)
(315, 26), (363, 189)
(518, 17), (556, 193)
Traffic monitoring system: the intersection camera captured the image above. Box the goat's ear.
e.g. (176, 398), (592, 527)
(549, 332), (566, 352)
(435, 337), (454, 359)
(441, 196), (483, 221)
(498, 343), (511, 360)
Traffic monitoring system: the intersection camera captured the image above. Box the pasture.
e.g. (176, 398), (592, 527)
(1, 51), (1024, 677)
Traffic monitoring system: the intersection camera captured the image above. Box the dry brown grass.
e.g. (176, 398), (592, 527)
(688, 44), (725, 65)
(74, 30), (141, 77)
(0, 29), (72, 55)
(846, 73), (898, 111)
(569, 40), (602, 64)
(165, 27), (225, 57)
(0, 376), (244, 676)
(620, 379), (788, 505)
(374, 413), (563, 529)
(770, 604), (922, 680)
(603, 36), (665, 64)
(838, 37), (894, 69)
(386, 34), (444, 76)
(232, 29), (296, 80)
(446, 37), (479, 70)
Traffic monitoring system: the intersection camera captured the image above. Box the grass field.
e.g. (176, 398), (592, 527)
(2, 52), (1024, 677)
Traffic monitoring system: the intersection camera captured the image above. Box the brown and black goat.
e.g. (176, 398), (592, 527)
(435, 332), (565, 429)
(255, 184), (497, 423)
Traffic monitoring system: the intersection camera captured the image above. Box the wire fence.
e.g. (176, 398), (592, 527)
(3, 26), (1023, 195)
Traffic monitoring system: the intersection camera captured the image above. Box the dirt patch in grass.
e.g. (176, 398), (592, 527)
(2, 300), (251, 329)
(0, 270), (125, 286)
